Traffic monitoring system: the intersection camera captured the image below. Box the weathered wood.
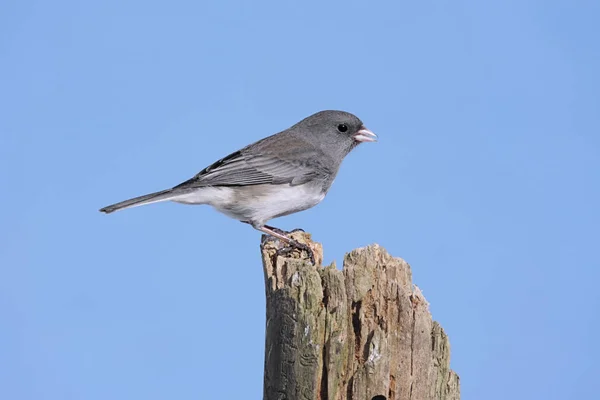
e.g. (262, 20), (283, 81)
(261, 232), (460, 400)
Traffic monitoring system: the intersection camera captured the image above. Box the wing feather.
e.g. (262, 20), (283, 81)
(173, 148), (328, 190)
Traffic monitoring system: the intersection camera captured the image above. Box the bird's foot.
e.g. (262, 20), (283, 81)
(258, 224), (314, 264)
(275, 240), (315, 265)
(263, 225), (305, 235)
(263, 225), (287, 235)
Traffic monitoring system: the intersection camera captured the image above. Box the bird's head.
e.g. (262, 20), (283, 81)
(290, 110), (377, 159)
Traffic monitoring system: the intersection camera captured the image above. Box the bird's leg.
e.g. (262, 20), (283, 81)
(257, 225), (315, 265)
(262, 224), (288, 236)
(263, 225), (305, 235)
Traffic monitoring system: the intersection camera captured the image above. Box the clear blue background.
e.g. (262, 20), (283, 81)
(1, 1), (598, 399)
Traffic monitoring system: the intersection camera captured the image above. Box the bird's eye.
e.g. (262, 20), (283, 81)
(337, 124), (348, 133)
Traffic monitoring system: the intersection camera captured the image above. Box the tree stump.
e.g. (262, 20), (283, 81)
(261, 232), (460, 400)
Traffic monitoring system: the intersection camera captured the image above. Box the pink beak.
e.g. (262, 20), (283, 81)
(353, 126), (378, 143)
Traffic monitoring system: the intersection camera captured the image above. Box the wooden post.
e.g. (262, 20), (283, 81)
(261, 232), (460, 400)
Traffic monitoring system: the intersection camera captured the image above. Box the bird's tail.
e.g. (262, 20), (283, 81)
(99, 189), (179, 214)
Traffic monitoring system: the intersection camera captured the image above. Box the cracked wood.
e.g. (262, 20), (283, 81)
(261, 232), (460, 400)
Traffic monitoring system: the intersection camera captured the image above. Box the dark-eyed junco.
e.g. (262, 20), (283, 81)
(100, 110), (377, 262)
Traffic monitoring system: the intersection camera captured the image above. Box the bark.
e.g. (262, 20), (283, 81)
(261, 232), (460, 400)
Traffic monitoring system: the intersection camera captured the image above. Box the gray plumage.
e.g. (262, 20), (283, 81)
(100, 110), (376, 244)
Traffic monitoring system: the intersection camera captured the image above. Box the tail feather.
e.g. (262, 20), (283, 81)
(99, 189), (178, 214)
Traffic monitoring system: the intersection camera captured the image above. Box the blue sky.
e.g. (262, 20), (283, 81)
(1, 0), (599, 399)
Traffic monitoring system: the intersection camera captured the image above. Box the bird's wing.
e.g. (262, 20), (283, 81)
(172, 148), (329, 190)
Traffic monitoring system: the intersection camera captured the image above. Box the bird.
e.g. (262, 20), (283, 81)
(99, 110), (377, 262)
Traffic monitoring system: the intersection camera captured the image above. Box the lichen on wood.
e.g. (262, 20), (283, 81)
(261, 232), (460, 400)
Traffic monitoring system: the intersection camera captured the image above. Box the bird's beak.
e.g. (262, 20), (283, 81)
(353, 126), (377, 143)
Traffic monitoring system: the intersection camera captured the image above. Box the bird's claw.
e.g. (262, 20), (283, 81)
(275, 241), (315, 265)
(264, 225), (305, 235)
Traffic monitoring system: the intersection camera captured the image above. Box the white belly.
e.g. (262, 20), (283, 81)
(172, 183), (326, 226)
